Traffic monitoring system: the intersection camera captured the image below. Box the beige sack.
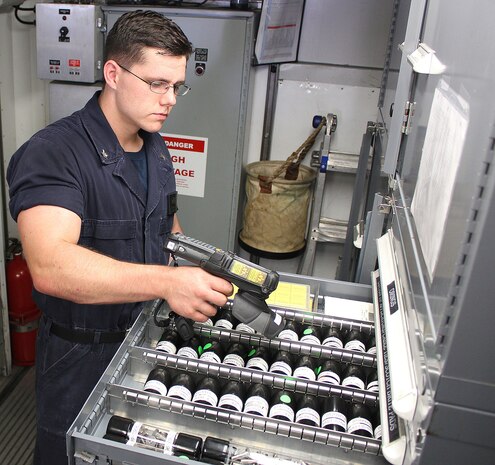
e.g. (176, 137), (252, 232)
(239, 161), (317, 254)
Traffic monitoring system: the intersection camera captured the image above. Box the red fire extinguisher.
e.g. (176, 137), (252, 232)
(6, 238), (41, 366)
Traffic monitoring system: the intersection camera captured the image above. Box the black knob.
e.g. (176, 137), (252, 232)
(60, 26), (69, 37)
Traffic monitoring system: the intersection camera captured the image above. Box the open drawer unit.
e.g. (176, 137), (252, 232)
(67, 255), (419, 465)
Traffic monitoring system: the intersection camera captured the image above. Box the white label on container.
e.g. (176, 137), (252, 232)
(126, 421), (143, 446)
(342, 376), (365, 390)
(168, 385), (192, 402)
(144, 379), (168, 396)
(215, 319), (233, 330)
(278, 329), (298, 341)
(269, 404), (295, 422)
(200, 351), (222, 364)
(293, 366), (316, 381)
(156, 341), (177, 354)
(204, 318), (213, 326)
(367, 346), (377, 355)
(223, 353), (245, 368)
(246, 357), (269, 372)
(347, 417), (373, 436)
(269, 361), (292, 376)
(300, 334), (320, 345)
(218, 394), (243, 412)
(295, 407), (320, 426)
(177, 346), (198, 359)
(322, 411), (347, 430)
(367, 380), (380, 392)
(236, 323), (256, 333)
(244, 395), (269, 416)
(192, 389), (218, 407)
(374, 424), (382, 440)
(317, 370), (340, 385)
(344, 340), (366, 352)
(322, 336), (343, 348)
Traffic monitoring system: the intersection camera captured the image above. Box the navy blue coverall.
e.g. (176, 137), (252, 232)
(7, 91), (177, 465)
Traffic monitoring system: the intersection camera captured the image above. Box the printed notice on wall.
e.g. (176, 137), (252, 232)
(161, 133), (208, 198)
(255, 0), (304, 64)
(411, 79), (469, 281)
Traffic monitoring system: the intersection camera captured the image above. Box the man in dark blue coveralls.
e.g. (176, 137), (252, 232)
(7, 11), (232, 465)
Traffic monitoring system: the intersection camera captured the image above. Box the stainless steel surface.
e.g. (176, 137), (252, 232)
(68, 275), (387, 465)
(36, 4), (104, 83)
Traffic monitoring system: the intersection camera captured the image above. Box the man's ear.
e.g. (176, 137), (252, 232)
(103, 60), (120, 89)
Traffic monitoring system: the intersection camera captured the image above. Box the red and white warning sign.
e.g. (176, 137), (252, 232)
(161, 133), (208, 198)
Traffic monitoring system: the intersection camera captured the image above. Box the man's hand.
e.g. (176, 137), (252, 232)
(162, 266), (233, 322)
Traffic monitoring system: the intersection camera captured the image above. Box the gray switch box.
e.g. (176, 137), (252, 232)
(36, 3), (104, 83)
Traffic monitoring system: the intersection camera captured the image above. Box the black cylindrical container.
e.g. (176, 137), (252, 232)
(246, 346), (271, 372)
(347, 403), (373, 438)
(177, 336), (201, 359)
(214, 306), (237, 330)
(168, 373), (195, 402)
(156, 327), (181, 354)
(202, 437), (231, 464)
(321, 325), (344, 349)
(366, 369), (379, 392)
(269, 350), (293, 376)
(235, 321), (256, 333)
(199, 340), (225, 364)
(243, 383), (271, 416)
(344, 329), (369, 353)
(316, 359), (342, 385)
(223, 342), (248, 368)
(321, 396), (348, 432)
(230, 0), (248, 10)
(277, 319), (300, 342)
(373, 408), (382, 440)
(299, 324), (321, 345)
(143, 365), (171, 396)
(295, 394), (321, 427)
(218, 380), (245, 412)
(341, 364), (366, 390)
(367, 335), (377, 355)
(192, 376), (221, 407)
(269, 390), (296, 422)
(293, 354), (316, 381)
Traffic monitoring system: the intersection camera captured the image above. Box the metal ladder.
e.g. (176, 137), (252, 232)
(298, 113), (338, 276)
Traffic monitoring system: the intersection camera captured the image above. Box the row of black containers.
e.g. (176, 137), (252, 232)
(145, 306), (381, 440)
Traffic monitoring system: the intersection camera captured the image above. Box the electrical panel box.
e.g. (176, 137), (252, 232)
(36, 3), (104, 83)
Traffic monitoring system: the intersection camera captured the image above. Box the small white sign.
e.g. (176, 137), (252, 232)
(160, 133), (208, 198)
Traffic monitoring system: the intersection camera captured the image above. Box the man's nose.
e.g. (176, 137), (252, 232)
(160, 87), (177, 106)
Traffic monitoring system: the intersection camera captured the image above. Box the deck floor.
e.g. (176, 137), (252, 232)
(0, 366), (36, 465)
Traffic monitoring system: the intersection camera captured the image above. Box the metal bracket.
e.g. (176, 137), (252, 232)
(74, 450), (96, 464)
(407, 42), (446, 75)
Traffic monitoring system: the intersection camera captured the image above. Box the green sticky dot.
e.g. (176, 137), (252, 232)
(303, 328), (313, 335)
(248, 349), (256, 357)
(203, 342), (212, 351)
(280, 394), (292, 404)
(178, 455), (190, 460)
(198, 346), (203, 355)
(316, 366), (322, 375)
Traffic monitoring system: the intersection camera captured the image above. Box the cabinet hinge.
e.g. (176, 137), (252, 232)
(401, 101), (415, 135)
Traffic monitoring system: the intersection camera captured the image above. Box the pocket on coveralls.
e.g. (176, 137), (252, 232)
(79, 219), (137, 261)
